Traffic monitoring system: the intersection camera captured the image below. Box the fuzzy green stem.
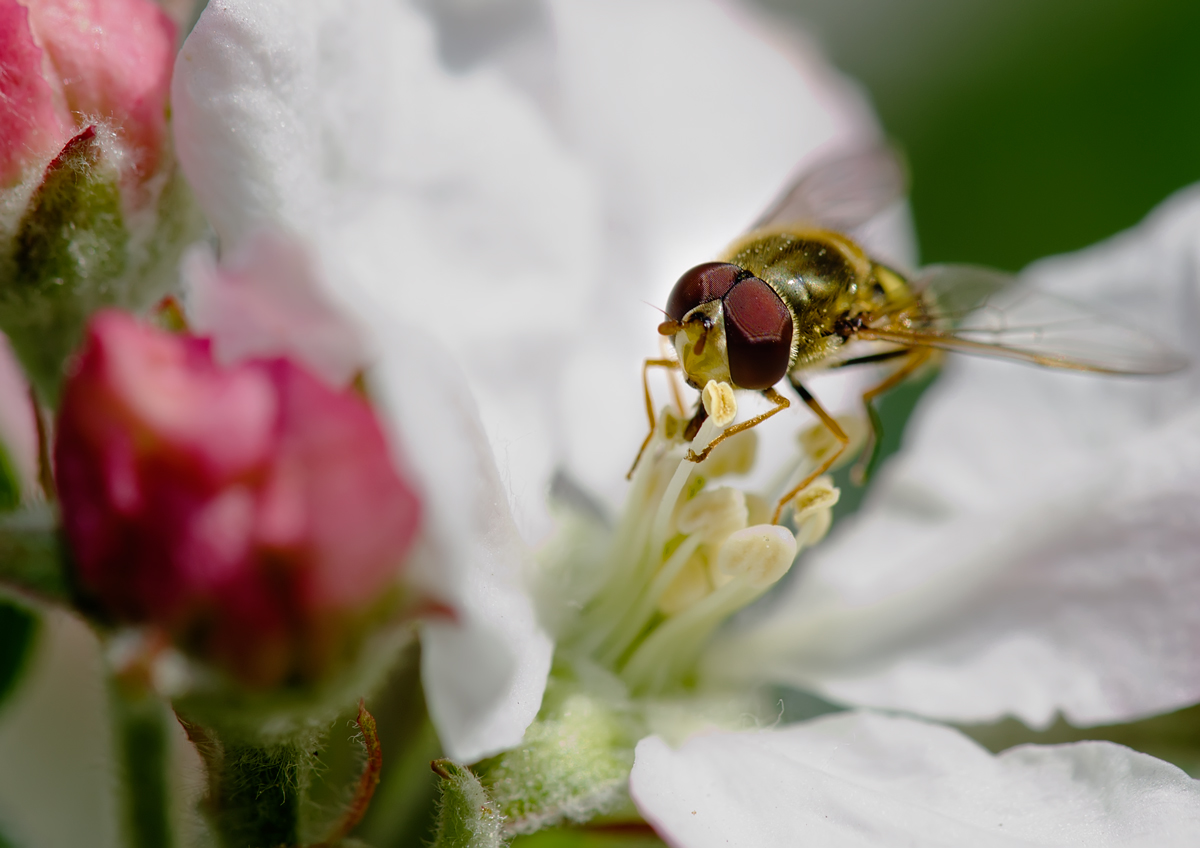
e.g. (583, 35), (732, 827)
(110, 683), (175, 848)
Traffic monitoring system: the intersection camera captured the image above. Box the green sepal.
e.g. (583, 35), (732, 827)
(172, 630), (413, 848)
(0, 127), (204, 405)
(430, 759), (507, 848)
(476, 685), (638, 836)
(0, 504), (70, 604)
(1, 127), (128, 402)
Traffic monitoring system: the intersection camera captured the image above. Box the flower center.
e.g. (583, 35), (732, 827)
(540, 380), (848, 697)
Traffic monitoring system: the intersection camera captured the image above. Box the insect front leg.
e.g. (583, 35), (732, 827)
(774, 378), (850, 524)
(626, 358), (684, 479)
(685, 387), (790, 464)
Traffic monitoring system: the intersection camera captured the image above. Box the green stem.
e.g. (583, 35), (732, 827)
(110, 682), (175, 848)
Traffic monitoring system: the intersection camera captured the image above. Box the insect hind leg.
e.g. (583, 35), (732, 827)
(774, 378), (850, 524)
(852, 347), (933, 484)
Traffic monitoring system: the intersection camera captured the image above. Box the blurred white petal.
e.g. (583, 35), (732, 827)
(704, 187), (1200, 728)
(0, 613), (116, 848)
(175, 0), (599, 543)
(183, 231), (368, 387)
(631, 711), (1200, 848)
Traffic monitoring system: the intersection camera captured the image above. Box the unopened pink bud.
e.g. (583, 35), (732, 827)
(0, 0), (70, 186)
(55, 311), (424, 687)
(1, 0), (176, 187)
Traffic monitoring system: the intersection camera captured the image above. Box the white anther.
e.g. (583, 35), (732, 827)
(791, 476), (839, 519)
(796, 508), (833, 549)
(702, 380), (737, 428)
(658, 549), (713, 616)
(790, 477), (839, 549)
(744, 492), (771, 527)
(798, 414), (865, 464)
(676, 486), (748, 544)
(659, 408), (686, 442)
(696, 429), (757, 478)
(715, 525), (798, 589)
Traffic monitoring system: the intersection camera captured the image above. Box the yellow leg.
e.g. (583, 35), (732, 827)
(774, 349), (933, 523)
(685, 387), (790, 463)
(627, 358), (683, 479)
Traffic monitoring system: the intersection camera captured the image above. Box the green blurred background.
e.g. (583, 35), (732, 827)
(759, 0), (1200, 270)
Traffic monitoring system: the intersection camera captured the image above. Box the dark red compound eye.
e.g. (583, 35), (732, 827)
(665, 262), (742, 321)
(723, 277), (793, 390)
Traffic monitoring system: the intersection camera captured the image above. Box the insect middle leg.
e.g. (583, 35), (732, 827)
(684, 387), (790, 464)
(773, 378), (850, 524)
(627, 358), (685, 479)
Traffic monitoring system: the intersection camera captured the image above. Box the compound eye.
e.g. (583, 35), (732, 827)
(723, 277), (793, 390)
(665, 262), (742, 321)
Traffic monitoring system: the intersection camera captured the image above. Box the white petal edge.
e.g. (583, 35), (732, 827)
(631, 711), (1200, 848)
(702, 186), (1200, 727)
(367, 319), (552, 763)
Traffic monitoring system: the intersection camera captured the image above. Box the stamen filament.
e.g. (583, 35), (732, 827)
(619, 577), (761, 694)
(596, 534), (704, 667)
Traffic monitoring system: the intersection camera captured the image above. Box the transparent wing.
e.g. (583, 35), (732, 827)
(861, 264), (1188, 375)
(750, 144), (907, 233)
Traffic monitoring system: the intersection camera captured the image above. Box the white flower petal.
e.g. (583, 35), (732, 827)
(631, 711), (1200, 848)
(171, 0), (323, 243)
(704, 187), (1200, 727)
(175, 0), (600, 543)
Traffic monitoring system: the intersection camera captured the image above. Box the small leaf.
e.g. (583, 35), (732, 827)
(0, 504), (69, 604)
(0, 126), (127, 401)
(0, 598), (38, 713)
(430, 759), (507, 848)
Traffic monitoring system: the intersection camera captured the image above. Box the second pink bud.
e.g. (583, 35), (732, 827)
(55, 310), (424, 687)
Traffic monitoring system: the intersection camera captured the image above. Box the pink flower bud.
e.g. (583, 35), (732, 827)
(0, 0), (70, 186)
(0, 0), (175, 187)
(55, 311), (424, 687)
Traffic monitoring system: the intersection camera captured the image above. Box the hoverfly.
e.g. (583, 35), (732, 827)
(635, 146), (1185, 523)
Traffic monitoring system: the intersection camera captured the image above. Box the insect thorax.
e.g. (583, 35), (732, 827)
(721, 228), (872, 368)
